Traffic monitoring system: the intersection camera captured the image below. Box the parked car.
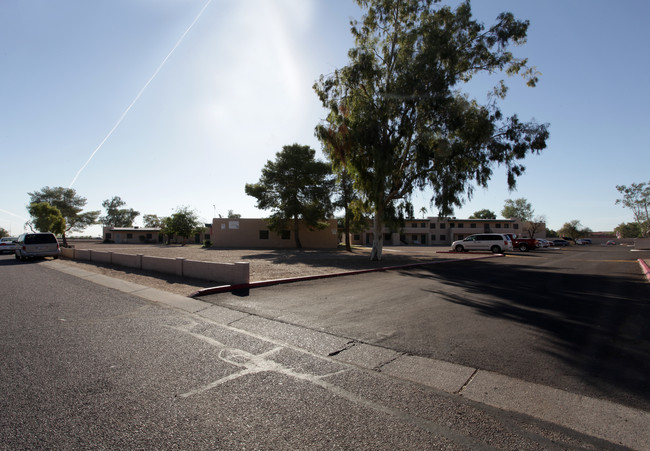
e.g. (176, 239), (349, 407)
(536, 239), (551, 248)
(504, 234), (539, 252)
(0, 237), (18, 254)
(552, 239), (570, 247)
(606, 240), (617, 246)
(575, 239), (591, 245)
(451, 233), (513, 253)
(14, 232), (60, 260)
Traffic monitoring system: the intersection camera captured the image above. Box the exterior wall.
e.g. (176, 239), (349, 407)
(350, 217), (544, 247)
(61, 248), (249, 284)
(103, 227), (161, 244)
(211, 218), (339, 249)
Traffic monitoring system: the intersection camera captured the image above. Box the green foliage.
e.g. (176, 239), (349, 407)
(143, 214), (164, 228)
(100, 196), (140, 227)
(27, 186), (99, 245)
(203, 239), (213, 248)
(27, 202), (66, 235)
(469, 209), (497, 219)
(0, 227), (10, 238)
(615, 181), (650, 237)
(614, 222), (643, 238)
(245, 144), (334, 248)
(558, 220), (591, 239)
(501, 198), (534, 221)
(227, 210), (241, 219)
(314, 0), (548, 260)
(545, 229), (559, 238)
(161, 206), (203, 241)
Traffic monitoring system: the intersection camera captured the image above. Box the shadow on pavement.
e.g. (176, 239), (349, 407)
(406, 260), (650, 411)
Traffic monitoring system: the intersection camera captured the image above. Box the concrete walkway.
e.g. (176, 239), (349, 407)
(46, 260), (650, 450)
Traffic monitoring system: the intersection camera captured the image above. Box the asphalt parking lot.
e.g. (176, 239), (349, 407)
(197, 245), (650, 412)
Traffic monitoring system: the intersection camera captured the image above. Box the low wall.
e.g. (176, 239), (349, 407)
(634, 238), (650, 250)
(61, 249), (249, 285)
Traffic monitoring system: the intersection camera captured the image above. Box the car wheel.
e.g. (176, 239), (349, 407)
(491, 245), (502, 253)
(518, 243), (528, 252)
(15, 253), (20, 260)
(454, 245), (464, 252)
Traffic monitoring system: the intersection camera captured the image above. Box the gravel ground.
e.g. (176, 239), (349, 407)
(51, 242), (465, 297)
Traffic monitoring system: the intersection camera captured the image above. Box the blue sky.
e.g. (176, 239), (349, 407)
(1, 0), (648, 237)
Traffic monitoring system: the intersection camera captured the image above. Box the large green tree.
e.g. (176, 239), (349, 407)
(27, 186), (100, 246)
(315, 0), (549, 260)
(100, 196), (140, 227)
(245, 144), (334, 249)
(614, 222), (642, 238)
(615, 181), (650, 237)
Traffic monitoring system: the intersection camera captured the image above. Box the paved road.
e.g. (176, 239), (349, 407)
(200, 245), (650, 412)
(1, 248), (648, 449)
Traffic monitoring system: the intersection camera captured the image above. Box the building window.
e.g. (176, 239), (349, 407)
(440, 223), (446, 229)
(457, 223), (463, 228)
(259, 230), (269, 240)
(514, 224), (519, 230)
(449, 223), (455, 228)
(204, 234), (210, 240)
(470, 223), (476, 228)
(281, 230), (291, 240)
(126, 233), (133, 239)
(440, 234), (446, 241)
(353, 234), (360, 241)
(106, 233), (112, 240)
(495, 224), (501, 229)
(146, 233), (153, 239)
(430, 223), (436, 229)
(430, 234), (436, 241)
(421, 222), (426, 228)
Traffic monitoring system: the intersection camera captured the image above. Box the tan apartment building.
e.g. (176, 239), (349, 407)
(350, 217), (546, 247)
(102, 226), (212, 244)
(210, 218), (339, 249)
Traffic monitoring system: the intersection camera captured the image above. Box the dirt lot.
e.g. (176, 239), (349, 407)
(52, 241), (465, 297)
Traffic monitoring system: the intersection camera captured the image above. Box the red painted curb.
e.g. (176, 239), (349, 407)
(189, 253), (505, 298)
(639, 259), (650, 282)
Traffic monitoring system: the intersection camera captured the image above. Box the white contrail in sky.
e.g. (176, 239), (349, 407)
(0, 208), (27, 220)
(69, 0), (214, 188)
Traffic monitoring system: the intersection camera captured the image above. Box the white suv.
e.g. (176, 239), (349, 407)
(451, 233), (513, 253)
(14, 232), (61, 260)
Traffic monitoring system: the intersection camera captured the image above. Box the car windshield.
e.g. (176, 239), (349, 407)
(24, 234), (57, 245)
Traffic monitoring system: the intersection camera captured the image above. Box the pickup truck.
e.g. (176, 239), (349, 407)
(505, 234), (539, 252)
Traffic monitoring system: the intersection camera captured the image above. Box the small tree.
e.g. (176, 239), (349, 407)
(161, 206), (203, 244)
(27, 186), (99, 246)
(227, 210), (242, 219)
(615, 181), (650, 237)
(245, 144), (334, 249)
(525, 214), (546, 238)
(27, 202), (66, 235)
(469, 209), (497, 220)
(0, 227), (9, 239)
(100, 196), (139, 227)
(559, 220), (591, 240)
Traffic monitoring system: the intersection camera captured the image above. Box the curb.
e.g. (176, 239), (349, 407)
(189, 253), (504, 297)
(639, 258), (650, 282)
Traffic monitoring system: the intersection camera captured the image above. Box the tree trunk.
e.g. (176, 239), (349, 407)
(370, 206), (384, 261)
(344, 208), (351, 252)
(293, 217), (302, 249)
(61, 232), (68, 248)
